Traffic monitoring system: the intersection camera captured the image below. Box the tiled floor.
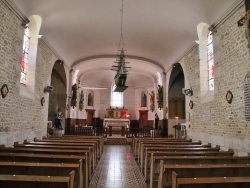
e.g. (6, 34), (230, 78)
(89, 145), (148, 188)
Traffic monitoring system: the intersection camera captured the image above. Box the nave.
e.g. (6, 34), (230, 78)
(89, 145), (148, 188)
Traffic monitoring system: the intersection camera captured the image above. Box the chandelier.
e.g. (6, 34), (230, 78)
(111, 0), (131, 92)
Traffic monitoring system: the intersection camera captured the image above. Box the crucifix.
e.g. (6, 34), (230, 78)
(237, 0), (250, 48)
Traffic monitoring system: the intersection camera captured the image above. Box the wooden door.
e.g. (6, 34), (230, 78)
(85, 109), (95, 126)
(138, 110), (148, 126)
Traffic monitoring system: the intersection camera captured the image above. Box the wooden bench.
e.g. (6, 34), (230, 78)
(43, 136), (104, 155)
(133, 138), (192, 155)
(136, 139), (195, 158)
(149, 155), (250, 188)
(172, 171), (250, 188)
(27, 139), (100, 160)
(158, 161), (250, 188)
(14, 142), (96, 171)
(137, 141), (201, 160)
(39, 137), (103, 158)
(0, 170), (75, 188)
(141, 146), (222, 174)
(0, 152), (89, 188)
(0, 145), (93, 177)
(0, 161), (81, 188)
(140, 144), (218, 168)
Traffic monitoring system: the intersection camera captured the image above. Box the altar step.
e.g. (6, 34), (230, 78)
(105, 137), (131, 145)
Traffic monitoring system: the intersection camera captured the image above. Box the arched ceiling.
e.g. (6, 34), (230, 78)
(12, 0), (239, 88)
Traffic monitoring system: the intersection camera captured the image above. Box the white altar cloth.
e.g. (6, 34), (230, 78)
(103, 118), (130, 128)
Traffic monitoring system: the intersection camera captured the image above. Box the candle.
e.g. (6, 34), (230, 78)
(175, 117), (179, 125)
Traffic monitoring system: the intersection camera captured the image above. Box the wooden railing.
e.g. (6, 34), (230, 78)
(126, 128), (162, 138)
(66, 127), (108, 137)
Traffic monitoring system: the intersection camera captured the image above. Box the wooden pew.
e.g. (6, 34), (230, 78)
(136, 139), (195, 158)
(38, 137), (103, 158)
(172, 171), (250, 188)
(26, 140), (100, 160)
(43, 135), (104, 155)
(14, 142), (96, 171)
(140, 144), (217, 169)
(40, 136), (100, 158)
(141, 146), (222, 175)
(0, 145), (93, 177)
(149, 155), (250, 188)
(137, 141), (201, 161)
(158, 161), (250, 188)
(0, 152), (89, 188)
(0, 170), (75, 188)
(0, 161), (81, 188)
(133, 138), (192, 155)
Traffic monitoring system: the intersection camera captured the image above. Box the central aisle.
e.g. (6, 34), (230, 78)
(89, 145), (148, 188)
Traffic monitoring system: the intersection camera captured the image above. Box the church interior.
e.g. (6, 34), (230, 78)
(1, 0), (250, 187)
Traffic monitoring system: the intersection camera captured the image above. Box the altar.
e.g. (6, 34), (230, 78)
(104, 118), (130, 136)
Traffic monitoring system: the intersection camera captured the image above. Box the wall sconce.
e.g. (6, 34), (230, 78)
(44, 86), (53, 93)
(182, 88), (193, 96)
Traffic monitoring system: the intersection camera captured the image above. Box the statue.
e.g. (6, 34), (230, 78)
(88, 92), (93, 106)
(155, 113), (159, 129)
(149, 91), (155, 112)
(141, 93), (147, 107)
(79, 90), (84, 111)
(71, 83), (77, 108)
(55, 107), (62, 129)
(157, 85), (163, 110)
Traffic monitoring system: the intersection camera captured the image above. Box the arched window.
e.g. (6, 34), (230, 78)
(19, 15), (42, 98)
(111, 84), (123, 108)
(207, 31), (214, 91)
(20, 26), (30, 85)
(197, 22), (214, 103)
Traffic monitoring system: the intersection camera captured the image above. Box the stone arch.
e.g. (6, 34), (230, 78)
(168, 63), (185, 119)
(48, 60), (67, 129)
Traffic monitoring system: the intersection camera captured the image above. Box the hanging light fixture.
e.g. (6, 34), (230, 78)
(111, 0), (131, 92)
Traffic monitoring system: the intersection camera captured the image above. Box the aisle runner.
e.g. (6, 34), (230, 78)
(89, 145), (148, 188)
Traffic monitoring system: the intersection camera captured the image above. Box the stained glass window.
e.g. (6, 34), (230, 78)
(111, 85), (123, 108)
(207, 31), (214, 91)
(20, 27), (30, 85)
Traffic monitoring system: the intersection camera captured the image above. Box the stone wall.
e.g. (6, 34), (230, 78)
(0, 2), (57, 146)
(182, 6), (250, 155)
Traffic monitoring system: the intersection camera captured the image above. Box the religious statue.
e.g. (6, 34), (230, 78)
(71, 83), (77, 108)
(79, 90), (84, 111)
(55, 106), (62, 129)
(149, 91), (155, 112)
(155, 113), (159, 129)
(141, 92), (147, 107)
(88, 93), (93, 106)
(157, 85), (163, 110)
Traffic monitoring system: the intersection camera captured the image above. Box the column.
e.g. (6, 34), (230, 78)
(162, 71), (168, 137)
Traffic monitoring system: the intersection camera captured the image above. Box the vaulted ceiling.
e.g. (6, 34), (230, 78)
(12, 0), (239, 88)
